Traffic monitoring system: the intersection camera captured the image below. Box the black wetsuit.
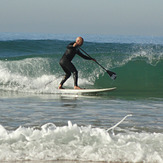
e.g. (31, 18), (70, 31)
(59, 42), (92, 87)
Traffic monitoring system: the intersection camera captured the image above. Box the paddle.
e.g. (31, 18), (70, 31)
(79, 48), (117, 80)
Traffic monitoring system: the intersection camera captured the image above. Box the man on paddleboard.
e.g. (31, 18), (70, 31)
(59, 37), (95, 89)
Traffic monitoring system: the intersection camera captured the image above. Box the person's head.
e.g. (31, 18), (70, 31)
(76, 37), (84, 46)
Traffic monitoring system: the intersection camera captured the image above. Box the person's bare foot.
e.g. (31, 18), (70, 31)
(74, 86), (82, 89)
(58, 84), (64, 89)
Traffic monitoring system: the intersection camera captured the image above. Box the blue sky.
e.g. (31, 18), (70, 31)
(0, 0), (163, 36)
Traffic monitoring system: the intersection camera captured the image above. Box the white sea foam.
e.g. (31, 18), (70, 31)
(110, 48), (163, 69)
(0, 120), (162, 162)
(0, 58), (93, 93)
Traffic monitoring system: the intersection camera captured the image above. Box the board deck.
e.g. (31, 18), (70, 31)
(57, 87), (116, 95)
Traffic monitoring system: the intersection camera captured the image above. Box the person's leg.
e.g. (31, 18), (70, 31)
(66, 62), (81, 89)
(69, 65), (82, 89)
(59, 62), (71, 89)
(72, 71), (78, 87)
(59, 72), (71, 89)
(59, 59), (81, 89)
(72, 71), (81, 89)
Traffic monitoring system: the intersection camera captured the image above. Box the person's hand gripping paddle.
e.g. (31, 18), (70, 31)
(79, 48), (117, 80)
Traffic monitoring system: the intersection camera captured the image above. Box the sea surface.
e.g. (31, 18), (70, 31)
(0, 32), (163, 163)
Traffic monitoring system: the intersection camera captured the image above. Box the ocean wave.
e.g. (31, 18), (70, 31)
(0, 40), (162, 96)
(0, 56), (162, 95)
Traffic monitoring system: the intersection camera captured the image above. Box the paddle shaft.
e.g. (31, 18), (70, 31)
(79, 47), (110, 72)
(79, 47), (117, 80)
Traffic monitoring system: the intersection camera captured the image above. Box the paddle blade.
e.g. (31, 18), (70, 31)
(107, 70), (117, 80)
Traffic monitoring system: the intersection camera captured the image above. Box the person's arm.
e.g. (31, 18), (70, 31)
(77, 49), (93, 60)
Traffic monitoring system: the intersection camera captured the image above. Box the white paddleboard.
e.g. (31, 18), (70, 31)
(57, 87), (116, 95)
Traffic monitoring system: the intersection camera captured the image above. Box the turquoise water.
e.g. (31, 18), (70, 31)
(0, 33), (163, 162)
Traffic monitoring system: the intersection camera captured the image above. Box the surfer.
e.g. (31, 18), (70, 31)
(59, 37), (95, 89)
